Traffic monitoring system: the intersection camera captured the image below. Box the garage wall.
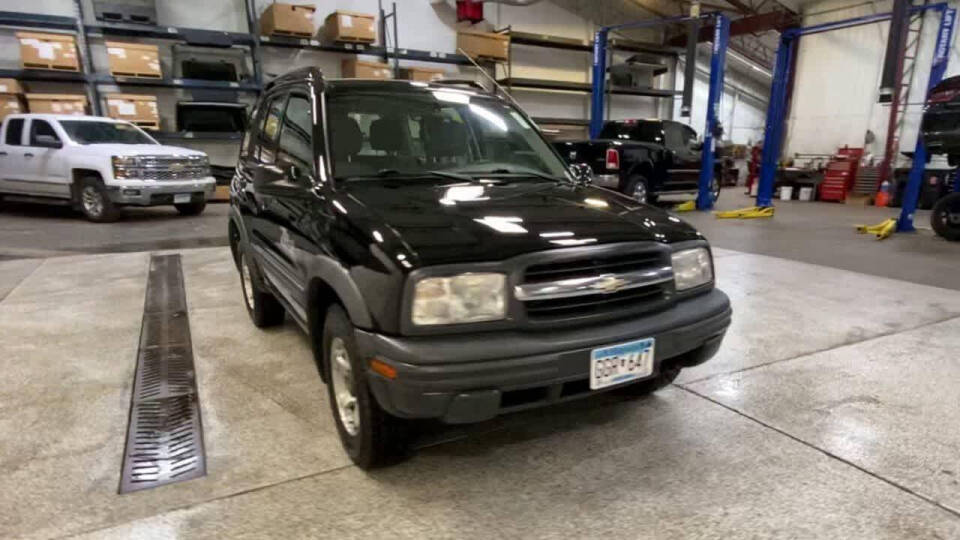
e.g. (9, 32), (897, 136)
(785, 0), (960, 161)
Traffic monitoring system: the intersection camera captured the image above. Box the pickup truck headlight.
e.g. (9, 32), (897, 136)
(112, 155), (140, 179)
(671, 248), (713, 291)
(412, 273), (506, 325)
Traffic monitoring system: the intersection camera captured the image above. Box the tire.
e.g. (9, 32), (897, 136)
(711, 174), (722, 203)
(615, 363), (681, 397)
(931, 192), (960, 241)
(324, 304), (409, 469)
(625, 175), (653, 204)
(175, 201), (206, 216)
(238, 250), (285, 327)
(78, 177), (120, 223)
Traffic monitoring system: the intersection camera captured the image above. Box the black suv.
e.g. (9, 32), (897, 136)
(229, 68), (731, 468)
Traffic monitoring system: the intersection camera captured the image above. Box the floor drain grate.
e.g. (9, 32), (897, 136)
(120, 254), (206, 493)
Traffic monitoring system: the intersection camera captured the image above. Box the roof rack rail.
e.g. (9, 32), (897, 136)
(264, 66), (324, 91)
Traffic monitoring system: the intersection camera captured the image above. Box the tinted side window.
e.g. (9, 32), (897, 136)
(29, 120), (59, 145)
(663, 122), (684, 150)
(681, 125), (697, 147)
(5, 118), (24, 145)
(277, 94), (313, 171)
(256, 93), (287, 164)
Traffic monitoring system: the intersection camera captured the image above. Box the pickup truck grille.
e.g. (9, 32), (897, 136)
(517, 248), (674, 325)
(130, 156), (209, 180)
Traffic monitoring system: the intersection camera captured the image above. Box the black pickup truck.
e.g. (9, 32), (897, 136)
(230, 70), (731, 468)
(554, 119), (721, 204)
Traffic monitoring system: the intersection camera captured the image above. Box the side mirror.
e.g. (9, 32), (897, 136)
(689, 140), (703, 151)
(34, 134), (62, 149)
(569, 163), (594, 185)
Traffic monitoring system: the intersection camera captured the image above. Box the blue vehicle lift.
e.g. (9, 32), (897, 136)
(590, 13), (730, 210)
(755, 2), (955, 233)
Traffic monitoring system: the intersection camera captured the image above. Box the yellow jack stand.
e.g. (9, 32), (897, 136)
(714, 206), (775, 219)
(855, 218), (896, 240)
(673, 201), (696, 212)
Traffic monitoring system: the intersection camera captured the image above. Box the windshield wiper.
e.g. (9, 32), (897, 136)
(459, 168), (566, 182)
(343, 169), (476, 182)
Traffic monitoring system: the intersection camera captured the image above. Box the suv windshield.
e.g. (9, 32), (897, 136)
(327, 89), (569, 180)
(599, 120), (664, 144)
(59, 121), (156, 145)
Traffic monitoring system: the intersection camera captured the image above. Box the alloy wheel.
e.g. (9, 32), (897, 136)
(81, 186), (104, 218)
(330, 337), (360, 436)
(240, 255), (255, 311)
(632, 181), (648, 203)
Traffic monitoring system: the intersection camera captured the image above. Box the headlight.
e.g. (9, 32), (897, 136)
(112, 155), (140, 178)
(412, 273), (506, 325)
(671, 248), (713, 291)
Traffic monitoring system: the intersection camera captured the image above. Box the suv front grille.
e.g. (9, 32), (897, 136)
(518, 248), (674, 324)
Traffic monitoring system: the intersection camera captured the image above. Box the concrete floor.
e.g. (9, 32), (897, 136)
(3, 242), (960, 538)
(3, 192), (960, 538)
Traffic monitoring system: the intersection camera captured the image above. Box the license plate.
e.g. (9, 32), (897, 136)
(174, 194), (191, 204)
(589, 338), (655, 390)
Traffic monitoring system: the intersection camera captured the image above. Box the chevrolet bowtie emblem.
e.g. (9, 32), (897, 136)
(593, 275), (628, 294)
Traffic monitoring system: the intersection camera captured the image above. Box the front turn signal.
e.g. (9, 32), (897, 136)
(369, 358), (397, 380)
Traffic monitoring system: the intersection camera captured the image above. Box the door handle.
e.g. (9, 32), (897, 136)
(0, 151), (7, 156)
(23, 153), (34, 158)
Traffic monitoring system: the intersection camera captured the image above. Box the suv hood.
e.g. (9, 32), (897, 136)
(342, 179), (702, 266)
(65, 143), (207, 158)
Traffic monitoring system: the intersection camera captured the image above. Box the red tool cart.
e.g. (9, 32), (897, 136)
(819, 146), (864, 202)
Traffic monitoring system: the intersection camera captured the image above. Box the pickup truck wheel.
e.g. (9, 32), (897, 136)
(626, 175), (652, 204)
(175, 201), (206, 216)
(239, 251), (285, 327)
(711, 175), (722, 202)
(324, 304), (408, 469)
(931, 192), (960, 241)
(78, 178), (119, 223)
(616, 363), (680, 397)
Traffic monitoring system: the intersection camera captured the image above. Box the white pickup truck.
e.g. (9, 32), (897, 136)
(0, 113), (215, 222)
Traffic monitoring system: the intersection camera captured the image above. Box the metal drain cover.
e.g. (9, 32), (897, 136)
(120, 254), (206, 493)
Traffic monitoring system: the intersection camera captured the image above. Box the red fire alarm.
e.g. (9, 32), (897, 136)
(457, 0), (484, 23)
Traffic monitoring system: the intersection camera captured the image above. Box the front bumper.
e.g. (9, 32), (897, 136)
(106, 177), (216, 206)
(358, 289), (731, 424)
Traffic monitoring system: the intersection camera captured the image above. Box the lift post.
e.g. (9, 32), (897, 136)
(590, 13), (730, 210)
(755, 3), (950, 211)
(897, 6), (955, 232)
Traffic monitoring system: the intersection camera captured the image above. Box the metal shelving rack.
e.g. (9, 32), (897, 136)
(0, 2), (488, 140)
(501, 29), (682, 129)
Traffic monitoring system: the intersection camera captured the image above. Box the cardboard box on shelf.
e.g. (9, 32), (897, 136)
(260, 3), (316, 37)
(16, 32), (80, 71)
(341, 59), (392, 79)
(25, 94), (88, 115)
(398, 66), (446, 82)
(0, 78), (24, 95)
(324, 10), (376, 43)
(0, 96), (23, 122)
(105, 94), (159, 129)
(105, 42), (162, 78)
(457, 30), (509, 61)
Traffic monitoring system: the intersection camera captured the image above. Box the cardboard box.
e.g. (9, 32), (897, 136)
(16, 32), (79, 71)
(0, 96), (23, 122)
(105, 42), (162, 78)
(457, 30), (509, 61)
(324, 10), (376, 43)
(105, 94), (159, 128)
(0, 78), (24, 95)
(341, 59), (392, 79)
(260, 3), (315, 37)
(399, 66), (446, 82)
(25, 94), (88, 115)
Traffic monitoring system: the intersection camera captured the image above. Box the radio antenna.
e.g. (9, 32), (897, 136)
(457, 48), (522, 110)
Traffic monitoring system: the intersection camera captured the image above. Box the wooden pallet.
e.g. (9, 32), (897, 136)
(131, 120), (160, 130)
(333, 36), (376, 45)
(23, 62), (80, 72)
(267, 29), (312, 39)
(110, 70), (162, 79)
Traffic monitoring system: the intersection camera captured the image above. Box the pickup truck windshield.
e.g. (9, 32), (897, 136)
(59, 121), (156, 145)
(327, 90), (569, 180)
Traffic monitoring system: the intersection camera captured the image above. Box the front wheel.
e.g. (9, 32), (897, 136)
(78, 178), (120, 222)
(175, 201), (206, 216)
(931, 192), (960, 241)
(324, 304), (409, 469)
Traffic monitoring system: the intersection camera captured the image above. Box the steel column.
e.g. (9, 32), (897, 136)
(755, 33), (794, 208)
(589, 29), (609, 139)
(898, 6), (955, 232)
(697, 14), (729, 210)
